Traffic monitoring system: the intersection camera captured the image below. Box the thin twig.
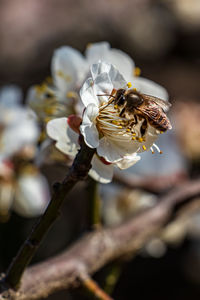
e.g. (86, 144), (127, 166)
(88, 178), (102, 229)
(1, 139), (95, 290)
(81, 274), (114, 300)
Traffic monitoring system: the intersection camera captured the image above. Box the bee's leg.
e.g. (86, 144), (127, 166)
(119, 107), (126, 117)
(140, 118), (148, 137)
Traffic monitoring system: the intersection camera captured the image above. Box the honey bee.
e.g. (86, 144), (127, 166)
(106, 88), (172, 135)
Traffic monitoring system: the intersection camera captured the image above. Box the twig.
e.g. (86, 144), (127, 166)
(1, 178), (200, 299)
(81, 274), (113, 300)
(102, 263), (122, 295)
(1, 138), (95, 290)
(88, 178), (101, 229)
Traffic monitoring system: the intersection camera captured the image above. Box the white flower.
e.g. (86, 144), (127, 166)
(80, 61), (168, 164)
(47, 117), (141, 184)
(27, 41), (168, 122)
(0, 160), (49, 218)
(0, 86), (39, 160)
(46, 60), (171, 183)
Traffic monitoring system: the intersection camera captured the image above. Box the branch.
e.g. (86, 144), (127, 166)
(1, 178), (200, 300)
(113, 171), (187, 193)
(0, 138), (95, 290)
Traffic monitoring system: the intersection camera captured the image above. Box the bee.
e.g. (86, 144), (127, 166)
(104, 88), (172, 136)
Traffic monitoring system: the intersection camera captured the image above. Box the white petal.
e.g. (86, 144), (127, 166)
(85, 42), (110, 65)
(91, 61), (127, 90)
(80, 77), (99, 107)
(0, 108), (39, 158)
(85, 42), (135, 82)
(97, 137), (140, 163)
(46, 118), (79, 156)
(80, 104), (99, 148)
(116, 153), (141, 169)
(93, 72), (113, 104)
(14, 173), (50, 217)
(0, 85), (23, 107)
(90, 61), (112, 80)
(89, 154), (114, 183)
(133, 77), (169, 100)
(105, 49), (135, 82)
(52, 46), (88, 97)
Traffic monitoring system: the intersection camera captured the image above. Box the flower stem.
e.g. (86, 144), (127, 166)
(2, 139), (95, 290)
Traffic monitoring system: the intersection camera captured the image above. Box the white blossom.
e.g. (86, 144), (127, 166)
(80, 61), (167, 164)
(27, 41), (168, 122)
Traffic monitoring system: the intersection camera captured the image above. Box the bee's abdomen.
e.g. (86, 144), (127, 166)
(148, 115), (172, 131)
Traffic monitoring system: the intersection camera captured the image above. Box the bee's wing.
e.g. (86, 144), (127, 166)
(136, 100), (172, 130)
(142, 94), (171, 112)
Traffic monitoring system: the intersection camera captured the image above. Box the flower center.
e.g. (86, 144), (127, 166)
(96, 101), (147, 145)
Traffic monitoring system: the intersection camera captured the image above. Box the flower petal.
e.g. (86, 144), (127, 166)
(0, 85), (23, 107)
(46, 117), (79, 156)
(80, 104), (99, 148)
(52, 46), (88, 98)
(89, 154), (114, 183)
(116, 153), (141, 169)
(97, 137), (140, 163)
(85, 42), (135, 82)
(133, 77), (169, 100)
(14, 173), (50, 217)
(80, 77), (99, 107)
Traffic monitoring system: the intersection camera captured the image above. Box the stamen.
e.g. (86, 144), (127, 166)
(134, 67), (141, 77)
(150, 147), (155, 154)
(152, 143), (163, 154)
(142, 145), (147, 151)
(137, 137), (143, 142)
(127, 82), (132, 88)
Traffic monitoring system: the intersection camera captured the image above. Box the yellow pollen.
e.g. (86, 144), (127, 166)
(66, 91), (77, 98)
(126, 128), (131, 132)
(114, 105), (118, 109)
(134, 67), (141, 77)
(138, 137), (143, 142)
(133, 88), (137, 92)
(86, 43), (92, 48)
(45, 76), (53, 84)
(160, 131), (164, 134)
(56, 70), (71, 82)
(118, 126), (123, 129)
(132, 132), (136, 136)
(35, 83), (47, 95)
(44, 107), (57, 114)
(127, 82), (132, 88)
(132, 137), (136, 140)
(142, 145), (146, 151)
(57, 70), (65, 78)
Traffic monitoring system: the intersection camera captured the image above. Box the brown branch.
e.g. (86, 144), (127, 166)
(1, 178), (200, 300)
(114, 171), (188, 193)
(0, 138), (95, 291)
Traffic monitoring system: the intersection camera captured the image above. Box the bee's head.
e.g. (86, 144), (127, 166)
(126, 91), (143, 107)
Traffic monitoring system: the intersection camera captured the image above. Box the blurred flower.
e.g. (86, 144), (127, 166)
(0, 86), (50, 219)
(0, 85), (39, 160)
(0, 161), (49, 219)
(47, 61), (171, 183)
(27, 41), (168, 124)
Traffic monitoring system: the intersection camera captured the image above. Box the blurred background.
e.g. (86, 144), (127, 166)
(1, 0), (200, 299)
